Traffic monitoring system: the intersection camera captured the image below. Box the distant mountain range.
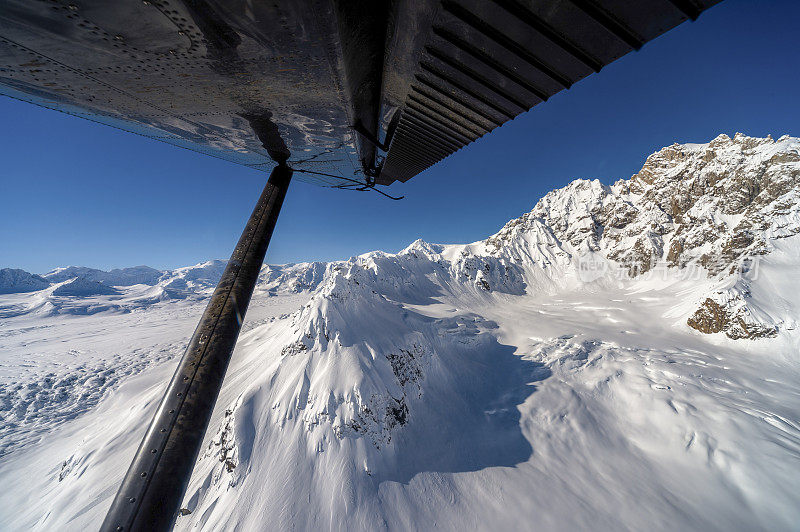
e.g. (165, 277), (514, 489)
(4, 132), (799, 337)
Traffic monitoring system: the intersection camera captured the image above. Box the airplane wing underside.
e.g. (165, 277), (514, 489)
(0, 0), (722, 187)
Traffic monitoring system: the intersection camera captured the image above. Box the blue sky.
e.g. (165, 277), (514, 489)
(1, 0), (798, 273)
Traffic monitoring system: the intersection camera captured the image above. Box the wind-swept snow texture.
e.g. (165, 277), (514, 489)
(1, 134), (799, 531)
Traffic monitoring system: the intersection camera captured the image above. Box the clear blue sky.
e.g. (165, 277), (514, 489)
(1, 0), (798, 273)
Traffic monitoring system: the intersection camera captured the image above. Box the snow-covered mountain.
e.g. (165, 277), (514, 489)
(43, 265), (164, 286)
(1, 134), (799, 531)
(0, 268), (49, 294)
(478, 132), (800, 338)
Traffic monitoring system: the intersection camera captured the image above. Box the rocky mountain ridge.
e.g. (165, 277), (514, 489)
(487, 133), (800, 273)
(478, 133), (800, 337)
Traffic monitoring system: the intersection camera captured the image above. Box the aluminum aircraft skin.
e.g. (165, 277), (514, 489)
(0, 0), (722, 530)
(0, 0), (721, 186)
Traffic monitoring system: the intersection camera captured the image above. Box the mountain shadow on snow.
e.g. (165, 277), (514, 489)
(376, 313), (550, 484)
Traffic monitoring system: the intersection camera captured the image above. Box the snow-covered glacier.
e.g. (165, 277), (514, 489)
(1, 134), (799, 531)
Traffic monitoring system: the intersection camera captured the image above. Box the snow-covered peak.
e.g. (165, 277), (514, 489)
(257, 262), (330, 294)
(158, 260), (227, 293)
(0, 268), (50, 294)
(51, 276), (120, 297)
(399, 239), (445, 258)
(481, 133), (800, 276)
(44, 265), (163, 286)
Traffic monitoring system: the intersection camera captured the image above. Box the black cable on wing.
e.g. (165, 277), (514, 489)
(292, 168), (405, 200)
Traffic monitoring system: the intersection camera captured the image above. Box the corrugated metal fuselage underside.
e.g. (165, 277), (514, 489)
(0, 0), (722, 187)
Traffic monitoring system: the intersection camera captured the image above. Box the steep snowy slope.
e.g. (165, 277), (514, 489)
(0, 134), (798, 531)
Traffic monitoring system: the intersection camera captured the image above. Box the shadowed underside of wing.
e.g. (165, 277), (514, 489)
(0, 0), (721, 187)
(377, 0), (722, 184)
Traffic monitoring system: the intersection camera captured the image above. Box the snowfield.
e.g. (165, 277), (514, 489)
(1, 134), (799, 531)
